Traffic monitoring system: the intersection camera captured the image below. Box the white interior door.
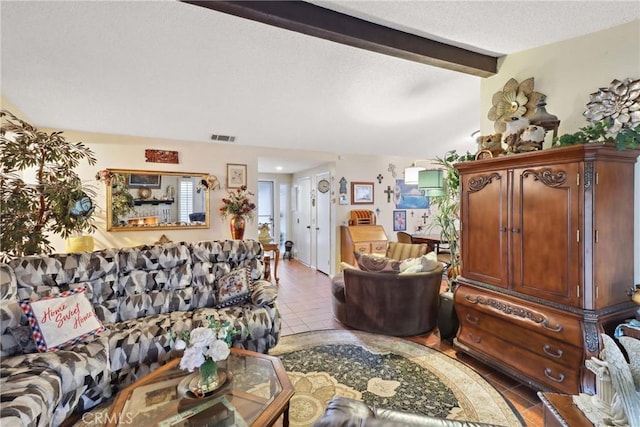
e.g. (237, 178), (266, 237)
(315, 173), (331, 274)
(295, 177), (312, 266)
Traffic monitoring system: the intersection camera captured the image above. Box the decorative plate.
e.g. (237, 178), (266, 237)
(178, 369), (230, 399)
(138, 188), (152, 200)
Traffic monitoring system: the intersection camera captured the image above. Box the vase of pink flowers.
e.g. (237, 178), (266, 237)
(172, 316), (235, 396)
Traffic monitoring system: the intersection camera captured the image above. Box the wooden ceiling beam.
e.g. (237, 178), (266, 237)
(181, 0), (498, 77)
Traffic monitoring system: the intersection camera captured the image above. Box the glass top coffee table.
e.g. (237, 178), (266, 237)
(106, 348), (294, 427)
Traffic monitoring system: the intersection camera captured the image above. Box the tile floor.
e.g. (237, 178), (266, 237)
(273, 258), (544, 426)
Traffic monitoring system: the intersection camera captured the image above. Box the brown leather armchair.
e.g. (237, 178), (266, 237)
(331, 263), (443, 337)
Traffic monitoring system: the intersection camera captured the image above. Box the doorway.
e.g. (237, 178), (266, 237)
(315, 173), (331, 274)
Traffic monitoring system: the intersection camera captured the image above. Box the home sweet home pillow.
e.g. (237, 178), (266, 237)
(19, 286), (105, 352)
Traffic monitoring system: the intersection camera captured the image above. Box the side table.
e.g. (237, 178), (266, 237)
(262, 243), (280, 283)
(538, 392), (593, 427)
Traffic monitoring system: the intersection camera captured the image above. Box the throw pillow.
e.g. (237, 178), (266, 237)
(399, 252), (440, 274)
(19, 286), (105, 352)
(8, 324), (38, 354)
(216, 267), (252, 308)
(354, 252), (401, 273)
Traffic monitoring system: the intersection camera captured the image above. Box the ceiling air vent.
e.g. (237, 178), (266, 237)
(211, 134), (236, 142)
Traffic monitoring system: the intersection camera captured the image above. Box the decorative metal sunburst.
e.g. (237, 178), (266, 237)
(583, 78), (640, 134)
(487, 77), (544, 133)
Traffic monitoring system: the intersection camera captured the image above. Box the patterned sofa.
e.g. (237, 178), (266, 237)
(0, 239), (280, 427)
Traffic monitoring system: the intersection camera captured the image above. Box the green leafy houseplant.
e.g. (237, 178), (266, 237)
(0, 110), (97, 260)
(428, 150), (475, 289)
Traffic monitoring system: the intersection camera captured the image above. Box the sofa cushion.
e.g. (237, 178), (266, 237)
(354, 252), (401, 273)
(117, 242), (193, 321)
(386, 242), (429, 261)
(0, 336), (110, 427)
(10, 249), (120, 325)
(0, 263), (24, 357)
(215, 266), (252, 308)
(0, 364), (63, 427)
(20, 287), (105, 352)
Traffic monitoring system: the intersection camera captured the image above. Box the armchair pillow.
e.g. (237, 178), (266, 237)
(399, 252), (440, 274)
(215, 266), (253, 308)
(354, 252), (401, 273)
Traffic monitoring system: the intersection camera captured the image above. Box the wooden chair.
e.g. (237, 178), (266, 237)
(396, 231), (413, 244)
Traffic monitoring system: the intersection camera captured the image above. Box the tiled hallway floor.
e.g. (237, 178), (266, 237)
(274, 259), (544, 426)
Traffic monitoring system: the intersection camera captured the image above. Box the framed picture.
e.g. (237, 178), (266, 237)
(394, 179), (430, 209)
(128, 174), (161, 189)
(351, 182), (374, 205)
(393, 210), (407, 231)
(227, 163), (247, 188)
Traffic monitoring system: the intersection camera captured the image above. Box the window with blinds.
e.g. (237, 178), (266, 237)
(179, 179), (193, 223)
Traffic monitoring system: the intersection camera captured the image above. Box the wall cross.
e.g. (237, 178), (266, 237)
(384, 186), (394, 203)
(421, 212), (429, 224)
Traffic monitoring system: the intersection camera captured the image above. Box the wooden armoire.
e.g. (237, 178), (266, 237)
(453, 144), (638, 394)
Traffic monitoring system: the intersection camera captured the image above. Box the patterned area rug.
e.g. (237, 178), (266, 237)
(267, 329), (523, 427)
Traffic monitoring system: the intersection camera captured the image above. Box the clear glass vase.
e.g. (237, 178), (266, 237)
(197, 358), (219, 394)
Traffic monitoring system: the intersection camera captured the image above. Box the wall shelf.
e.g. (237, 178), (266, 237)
(133, 198), (174, 206)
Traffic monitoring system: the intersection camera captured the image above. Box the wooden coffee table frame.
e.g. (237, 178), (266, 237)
(106, 348), (294, 427)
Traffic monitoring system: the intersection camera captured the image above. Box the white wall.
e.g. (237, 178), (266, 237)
(480, 20), (640, 283)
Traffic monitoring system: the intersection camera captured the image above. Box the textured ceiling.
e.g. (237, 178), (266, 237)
(1, 1), (638, 173)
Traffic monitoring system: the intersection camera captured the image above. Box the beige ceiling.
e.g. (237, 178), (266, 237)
(1, 1), (638, 173)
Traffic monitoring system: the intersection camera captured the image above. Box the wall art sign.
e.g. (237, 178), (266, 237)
(145, 149), (179, 164)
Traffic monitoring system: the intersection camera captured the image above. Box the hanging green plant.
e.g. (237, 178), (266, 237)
(553, 119), (640, 150)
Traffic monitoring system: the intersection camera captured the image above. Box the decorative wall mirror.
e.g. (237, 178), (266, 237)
(105, 169), (210, 231)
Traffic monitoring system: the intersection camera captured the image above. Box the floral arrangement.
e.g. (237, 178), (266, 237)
(172, 316), (235, 390)
(95, 169), (116, 184)
(219, 185), (256, 221)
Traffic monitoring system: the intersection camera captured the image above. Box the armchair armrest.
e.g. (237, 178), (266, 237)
(251, 280), (278, 307)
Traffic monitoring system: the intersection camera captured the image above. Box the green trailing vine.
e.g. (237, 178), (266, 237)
(553, 119), (640, 150)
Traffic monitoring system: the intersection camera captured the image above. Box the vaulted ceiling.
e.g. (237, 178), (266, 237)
(1, 1), (638, 172)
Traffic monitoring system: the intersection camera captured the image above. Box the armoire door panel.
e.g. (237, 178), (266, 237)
(592, 161), (636, 309)
(511, 164), (581, 307)
(461, 171), (508, 288)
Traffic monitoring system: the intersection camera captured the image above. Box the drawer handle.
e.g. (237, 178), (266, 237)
(465, 314), (479, 324)
(468, 332), (481, 343)
(542, 344), (564, 359)
(465, 295), (479, 304)
(358, 248), (366, 252)
(544, 368), (565, 383)
(375, 246), (384, 250)
(541, 319), (563, 333)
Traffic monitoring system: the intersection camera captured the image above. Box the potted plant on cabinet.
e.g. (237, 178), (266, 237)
(0, 110), (97, 260)
(428, 149), (475, 340)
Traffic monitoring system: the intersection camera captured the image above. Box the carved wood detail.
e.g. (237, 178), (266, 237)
(464, 294), (563, 331)
(468, 173), (501, 193)
(522, 168), (567, 187)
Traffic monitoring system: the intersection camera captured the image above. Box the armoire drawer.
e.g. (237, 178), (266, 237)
(456, 323), (580, 394)
(456, 304), (583, 368)
(455, 284), (583, 347)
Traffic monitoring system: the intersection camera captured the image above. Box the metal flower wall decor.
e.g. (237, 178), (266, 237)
(583, 78), (640, 134)
(488, 77), (544, 133)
